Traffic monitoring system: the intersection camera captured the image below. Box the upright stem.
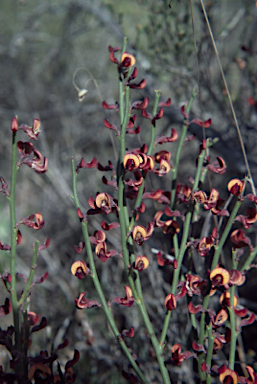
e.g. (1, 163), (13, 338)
(9, 130), (20, 349)
(116, 80), (171, 382)
(229, 250), (238, 370)
(71, 160), (148, 384)
(170, 89), (197, 209)
(19, 241), (39, 307)
(198, 189), (245, 379)
(160, 139), (211, 347)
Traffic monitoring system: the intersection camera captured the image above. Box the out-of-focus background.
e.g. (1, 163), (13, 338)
(0, 0), (257, 383)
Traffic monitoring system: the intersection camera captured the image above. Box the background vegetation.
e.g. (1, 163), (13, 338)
(0, 0), (257, 382)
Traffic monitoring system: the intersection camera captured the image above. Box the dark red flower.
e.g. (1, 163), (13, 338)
(95, 242), (118, 262)
(19, 118), (41, 140)
(112, 286), (134, 307)
(170, 343), (194, 365)
(75, 292), (101, 309)
(231, 229), (252, 249)
(19, 213), (44, 230)
(154, 128), (178, 145)
(207, 156), (226, 174)
(17, 141), (48, 173)
(76, 157), (97, 172)
(88, 192), (117, 215)
(164, 294), (176, 311)
(235, 207), (257, 229)
(0, 298), (12, 317)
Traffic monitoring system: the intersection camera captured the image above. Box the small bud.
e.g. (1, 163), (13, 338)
(11, 116), (19, 132)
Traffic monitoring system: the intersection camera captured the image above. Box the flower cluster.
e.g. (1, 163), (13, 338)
(69, 45), (257, 384)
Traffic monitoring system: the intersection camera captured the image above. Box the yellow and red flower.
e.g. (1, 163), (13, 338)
(227, 178), (245, 196)
(112, 286), (134, 307)
(132, 223), (154, 246)
(95, 242), (118, 262)
(133, 255), (149, 271)
(210, 267), (230, 287)
(219, 365), (238, 384)
(71, 260), (89, 279)
(170, 343), (194, 366)
(164, 294), (177, 311)
(88, 192), (117, 215)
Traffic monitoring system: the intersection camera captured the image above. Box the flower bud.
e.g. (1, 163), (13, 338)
(11, 116), (19, 132)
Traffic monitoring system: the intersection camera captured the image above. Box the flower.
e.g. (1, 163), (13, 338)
(95, 242), (118, 262)
(170, 343), (194, 365)
(112, 286), (134, 307)
(197, 235), (215, 257)
(17, 141), (48, 173)
(235, 207), (257, 229)
(120, 52), (136, 67)
(231, 229), (252, 249)
(204, 188), (220, 210)
(123, 153), (141, 171)
(164, 294), (176, 311)
(76, 157), (97, 172)
(132, 255), (149, 271)
(210, 267), (230, 287)
(71, 260), (89, 279)
(152, 158), (171, 177)
(19, 118), (41, 140)
(0, 298), (12, 317)
(89, 230), (106, 244)
(75, 292), (101, 309)
(132, 223), (154, 246)
(207, 156), (226, 174)
(227, 178), (245, 196)
(108, 46), (137, 81)
(219, 365), (238, 384)
(19, 213), (44, 230)
(88, 192), (117, 215)
(220, 291), (239, 308)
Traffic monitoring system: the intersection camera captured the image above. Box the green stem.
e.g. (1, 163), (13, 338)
(229, 250), (238, 370)
(19, 240), (39, 307)
(170, 89), (197, 209)
(71, 159), (148, 384)
(171, 140), (209, 294)
(240, 246), (257, 272)
(210, 197), (244, 271)
(120, 85), (130, 161)
(206, 323), (214, 384)
(192, 168), (208, 223)
(116, 81), (170, 382)
(147, 90), (161, 155)
(118, 37), (127, 126)
(228, 296), (236, 370)
(160, 139), (209, 347)
(128, 90), (161, 233)
(198, 187), (246, 379)
(22, 311), (30, 381)
(9, 130), (20, 349)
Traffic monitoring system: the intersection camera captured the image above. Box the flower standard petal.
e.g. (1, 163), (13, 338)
(71, 260), (89, 279)
(133, 255), (149, 271)
(210, 267), (230, 287)
(132, 225), (147, 246)
(227, 178), (245, 196)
